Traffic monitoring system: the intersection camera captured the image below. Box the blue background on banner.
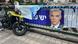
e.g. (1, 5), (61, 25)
(23, 7), (64, 26)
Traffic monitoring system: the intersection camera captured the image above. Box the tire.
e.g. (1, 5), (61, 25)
(12, 22), (28, 36)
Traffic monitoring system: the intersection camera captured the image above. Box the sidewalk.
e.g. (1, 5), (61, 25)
(0, 29), (77, 44)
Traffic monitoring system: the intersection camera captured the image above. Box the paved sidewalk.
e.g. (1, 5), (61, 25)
(0, 29), (77, 44)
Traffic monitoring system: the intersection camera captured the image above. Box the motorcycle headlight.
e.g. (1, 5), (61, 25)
(15, 8), (21, 15)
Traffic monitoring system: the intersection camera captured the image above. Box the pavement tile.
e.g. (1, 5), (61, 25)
(0, 29), (77, 44)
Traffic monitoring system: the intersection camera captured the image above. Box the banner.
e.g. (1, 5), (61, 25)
(16, 5), (78, 30)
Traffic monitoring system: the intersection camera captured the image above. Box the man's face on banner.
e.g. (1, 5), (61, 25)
(50, 9), (62, 25)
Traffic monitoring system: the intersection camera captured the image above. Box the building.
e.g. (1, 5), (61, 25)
(49, 0), (78, 3)
(23, 0), (43, 4)
(47, 0), (78, 5)
(23, 0), (30, 2)
(31, 0), (43, 3)
(0, 0), (10, 4)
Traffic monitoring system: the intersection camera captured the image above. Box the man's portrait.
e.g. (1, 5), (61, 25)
(49, 9), (64, 29)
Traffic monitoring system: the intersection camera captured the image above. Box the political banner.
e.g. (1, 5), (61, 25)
(16, 5), (78, 30)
